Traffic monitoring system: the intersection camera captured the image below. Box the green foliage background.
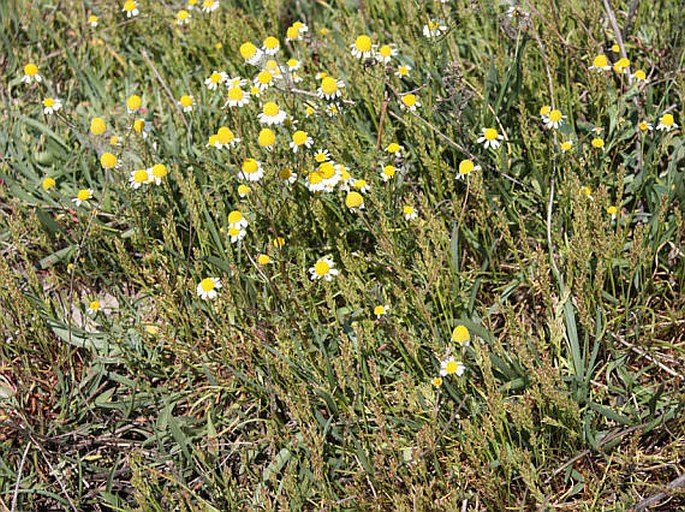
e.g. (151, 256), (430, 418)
(0, 0), (683, 510)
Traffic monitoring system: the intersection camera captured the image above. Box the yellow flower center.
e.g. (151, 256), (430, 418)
(320, 77), (338, 95)
(90, 118), (107, 135)
(355, 35), (372, 52)
(216, 127), (235, 144)
(484, 128), (498, 140)
(133, 169), (148, 183)
(262, 102), (279, 117)
(383, 165), (396, 177)
(374, 305), (386, 316)
(403, 206), (415, 215)
(345, 191), (363, 208)
(273, 237), (285, 248)
(101, 153), (117, 169)
(258, 128), (276, 147)
(549, 109), (562, 122)
(379, 45), (392, 57)
(238, 184), (250, 195)
(228, 87), (244, 101)
(228, 226), (241, 237)
(286, 26), (299, 40)
(292, 131), (308, 145)
(660, 114), (674, 127)
(319, 162), (336, 179)
(314, 261), (330, 276)
(210, 72), (222, 83)
(402, 94), (417, 107)
(561, 141), (573, 151)
(200, 278), (215, 292)
(354, 179), (367, 190)
(133, 119), (145, 133)
(42, 177), (56, 190)
(444, 360), (458, 374)
(24, 63), (38, 76)
(239, 42), (257, 59)
(451, 325), (470, 344)
(458, 160), (475, 175)
(152, 164), (167, 178)
(257, 70), (273, 85)
(606, 206), (617, 216)
(177, 10), (189, 20)
(634, 69), (646, 80)
(43, 98), (55, 107)
(308, 171), (323, 185)
(127, 95), (142, 111)
(263, 36), (279, 49)
(592, 137), (605, 148)
(386, 143), (400, 153)
(592, 55), (608, 68)
(540, 105), (551, 116)
(124, 1), (137, 12)
(242, 159), (258, 174)
(89, 301), (101, 311)
(77, 189), (91, 201)
(258, 254), (271, 265)
(180, 95), (193, 107)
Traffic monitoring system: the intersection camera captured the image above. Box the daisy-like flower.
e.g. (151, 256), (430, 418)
(589, 54), (611, 72)
(257, 102), (287, 125)
(403, 205), (418, 220)
(380, 164), (396, 182)
(226, 76), (246, 88)
(611, 44), (620, 53)
(225, 86), (250, 108)
(42, 97), (62, 115)
(456, 159), (481, 180)
(560, 140), (574, 152)
(87, 300), (101, 315)
(176, 9), (191, 24)
(88, 15), (98, 27)
(579, 186), (594, 200)
(262, 36), (280, 55)
(237, 184), (251, 197)
(263, 60), (283, 80)
(423, 19), (447, 38)
(353, 178), (370, 193)
(400, 93), (421, 112)
(257, 254), (271, 265)
(304, 103), (317, 118)
(204, 71), (227, 90)
(42, 177), (56, 191)
(122, 1), (139, 18)
(432, 377), (443, 388)
(228, 225), (247, 243)
(374, 304), (389, 319)
(257, 128), (276, 150)
(253, 70), (274, 92)
(451, 325), (471, 347)
(319, 162), (341, 192)
(214, 126), (240, 148)
(477, 127), (504, 149)
(148, 163), (168, 185)
(351, 35), (374, 59)
(286, 22), (308, 41)
(539, 105), (551, 122)
(306, 170), (326, 192)
(178, 95), (194, 112)
(386, 142), (404, 155)
(126, 94), (142, 113)
(289, 130), (313, 153)
(544, 109), (566, 130)
(132, 118), (151, 138)
(21, 63), (41, 83)
(376, 44), (398, 63)
(345, 191), (365, 211)
(239, 158), (264, 182)
(591, 137), (605, 149)
(337, 164), (354, 191)
(309, 256), (339, 281)
(395, 64), (411, 78)
(314, 149), (330, 163)
(279, 168), (298, 184)
(638, 121), (653, 133)
(287, 58), (301, 71)
(613, 57), (630, 74)
(440, 356), (466, 377)
(197, 277), (221, 300)
(606, 205), (618, 221)
(130, 169), (150, 189)
(656, 113), (678, 132)
(90, 117), (107, 135)
(72, 188), (93, 207)
(318, 76), (345, 100)
(100, 152), (118, 170)
(239, 42), (263, 65)
(632, 69), (649, 83)
(201, 0), (220, 13)
(187, 0), (198, 8)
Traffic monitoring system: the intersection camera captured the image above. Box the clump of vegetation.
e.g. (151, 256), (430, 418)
(1, 0), (683, 509)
